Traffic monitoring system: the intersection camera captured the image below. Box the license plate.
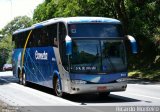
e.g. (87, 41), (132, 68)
(97, 86), (107, 91)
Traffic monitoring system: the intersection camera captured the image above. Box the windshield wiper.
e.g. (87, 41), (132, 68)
(105, 55), (117, 73)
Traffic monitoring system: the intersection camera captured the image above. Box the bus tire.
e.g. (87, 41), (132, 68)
(98, 92), (110, 97)
(18, 70), (23, 85)
(22, 72), (27, 86)
(53, 76), (63, 97)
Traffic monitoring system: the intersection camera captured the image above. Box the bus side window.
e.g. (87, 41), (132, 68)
(59, 22), (67, 67)
(41, 30), (47, 47)
(35, 28), (47, 47)
(13, 35), (17, 48)
(47, 23), (58, 47)
(36, 29), (41, 47)
(23, 30), (33, 48)
(32, 30), (38, 47)
(59, 23), (66, 44)
(29, 33), (33, 47)
(17, 34), (23, 48)
(14, 36), (18, 48)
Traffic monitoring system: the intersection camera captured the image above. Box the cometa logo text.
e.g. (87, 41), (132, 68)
(35, 50), (48, 60)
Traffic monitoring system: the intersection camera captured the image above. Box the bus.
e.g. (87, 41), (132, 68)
(12, 17), (137, 97)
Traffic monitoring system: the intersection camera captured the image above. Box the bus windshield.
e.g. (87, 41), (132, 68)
(68, 23), (124, 38)
(70, 40), (127, 74)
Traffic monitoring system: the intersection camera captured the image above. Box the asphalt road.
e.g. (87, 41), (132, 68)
(0, 71), (160, 112)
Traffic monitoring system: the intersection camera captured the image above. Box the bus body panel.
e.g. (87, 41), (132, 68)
(70, 82), (127, 94)
(13, 47), (71, 92)
(12, 49), (23, 78)
(24, 47), (57, 88)
(53, 47), (71, 93)
(13, 47), (59, 88)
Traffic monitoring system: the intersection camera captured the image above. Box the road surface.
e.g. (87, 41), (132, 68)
(0, 71), (160, 112)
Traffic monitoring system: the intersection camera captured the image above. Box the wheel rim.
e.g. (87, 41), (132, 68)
(22, 73), (26, 85)
(55, 79), (62, 96)
(19, 74), (23, 84)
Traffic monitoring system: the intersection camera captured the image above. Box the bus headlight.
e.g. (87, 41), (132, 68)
(71, 80), (87, 84)
(117, 78), (126, 82)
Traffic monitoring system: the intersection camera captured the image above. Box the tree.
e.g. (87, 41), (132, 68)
(33, 0), (160, 69)
(33, 0), (119, 20)
(0, 16), (33, 70)
(33, 0), (57, 22)
(0, 35), (12, 69)
(126, 0), (160, 68)
(2, 16), (33, 35)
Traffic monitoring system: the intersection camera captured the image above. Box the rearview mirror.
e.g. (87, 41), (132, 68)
(65, 35), (72, 55)
(126, 35), (138, 54)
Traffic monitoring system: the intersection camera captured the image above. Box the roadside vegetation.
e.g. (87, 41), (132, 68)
(0, 16), (33, 70)
(0, 0), (159, 80)
(129, 69), (160, 81)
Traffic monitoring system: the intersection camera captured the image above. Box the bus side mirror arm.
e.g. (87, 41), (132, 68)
(65, 35), (72, 72)
(126, 35), (138, 54)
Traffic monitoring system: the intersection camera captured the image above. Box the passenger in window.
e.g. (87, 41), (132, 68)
(38, 39), (41, 47)
(41, 31), (46, 46)
(54, 38), (58, 47)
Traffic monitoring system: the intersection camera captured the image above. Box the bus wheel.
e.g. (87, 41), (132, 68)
(22, 72), (27, 86)
(53, 77), (63, 97)
(19, 72), (23, 85)
(98, 92), (110, 97)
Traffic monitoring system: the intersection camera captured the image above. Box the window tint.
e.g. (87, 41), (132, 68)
(68, 23), (124, 38)
(13, 32), (27, 48)
(47, 24), (58, 47)
(13, 23), (58, 48)
(58, 22), (68, 67)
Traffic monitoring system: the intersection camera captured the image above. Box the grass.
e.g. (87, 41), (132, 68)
(128, 69), (160, 81)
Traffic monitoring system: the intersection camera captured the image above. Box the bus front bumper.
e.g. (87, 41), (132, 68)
(70, 82), (127, 94)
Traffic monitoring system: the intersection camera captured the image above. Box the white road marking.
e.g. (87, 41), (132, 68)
(0, 71), (13, 77)
(127, 92), (160, 100)
(128, 84), (160, 88)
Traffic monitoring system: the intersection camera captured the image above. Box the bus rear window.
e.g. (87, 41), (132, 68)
(68, 23), (124, 38)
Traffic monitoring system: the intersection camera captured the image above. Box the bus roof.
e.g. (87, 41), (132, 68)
(13, 17), (121, 35)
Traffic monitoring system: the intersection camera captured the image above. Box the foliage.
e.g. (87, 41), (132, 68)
(126, 0), (160, 69)
(0, 35), (12, 69)
(0, 16), (32, 70)
(33, 0), (117, 21)
(129, 69), (160, 81)
(2, 16), (33, 35)
(1, 0), (159, 75)
(32, 0), (160, 79)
